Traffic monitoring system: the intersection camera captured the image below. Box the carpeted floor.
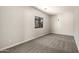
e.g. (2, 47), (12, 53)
(1, 33), (78, 53)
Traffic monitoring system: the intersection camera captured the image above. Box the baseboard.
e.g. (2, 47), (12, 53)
(74, 41), (79, 52)
(51, 33), (74, 37)
(0, 39), (33, 51)
(76, 45), (79, 52)
(0, 33), (49, 51)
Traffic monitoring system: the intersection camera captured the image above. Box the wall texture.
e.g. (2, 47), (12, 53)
(0, 7), (50, 50)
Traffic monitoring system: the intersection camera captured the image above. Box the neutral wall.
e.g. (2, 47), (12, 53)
(0, 7), (25, 50)
(24, 7), (50, 41)
(0, 6), (50, 50)
(50, 7), (79, 51)
(51, 12), (74, 36)
(74, 7), (79, 51)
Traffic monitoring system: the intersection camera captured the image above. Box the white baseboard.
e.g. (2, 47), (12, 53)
(0, 39), (33, 51)
(74, 41), (79, 52)
(75, 43), (79, 52)
(0, 33), (49, 51)
(51, 32), (74, 37)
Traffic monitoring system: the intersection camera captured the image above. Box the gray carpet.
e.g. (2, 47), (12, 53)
(1, 33), (78, 53)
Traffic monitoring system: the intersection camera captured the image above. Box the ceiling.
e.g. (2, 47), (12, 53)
(35, 6), (75, 15)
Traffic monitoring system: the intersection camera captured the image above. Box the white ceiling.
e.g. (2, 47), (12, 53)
(35, 6), (75, 15)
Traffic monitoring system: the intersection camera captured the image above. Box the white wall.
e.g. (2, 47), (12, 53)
(50, 7), (79, 51)
(24, 7), (50, 41)
(74, 7), (79, 51)
(0, 6), (50, 50)
(0, 7), (25, 50)
(51, 12), (74, 36)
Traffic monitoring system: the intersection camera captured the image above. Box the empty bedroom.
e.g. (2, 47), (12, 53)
(0, 6), (79, 53)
